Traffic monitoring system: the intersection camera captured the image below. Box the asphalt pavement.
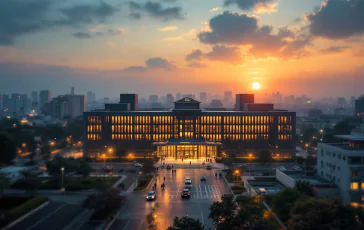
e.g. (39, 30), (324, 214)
(109, 168), (231, 230)
(9, 201), (83, 230)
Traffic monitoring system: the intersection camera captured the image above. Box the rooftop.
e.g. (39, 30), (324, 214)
(335, 135), (364, 141)
(284, 171), (334, 185)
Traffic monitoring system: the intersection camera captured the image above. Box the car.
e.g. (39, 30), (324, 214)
(185, 177), (192, 188)
(240, 164), (248, 169)
(279, 166), (287, 171)
(206, 165), (212, 170)
(200, 176), (206, 181)
(292, 166), (302, 171)
(181, 189), (190, 198)
(146, 191), (156, 200)
(104, 166), (113, 172)
(134, 163), (142, 167)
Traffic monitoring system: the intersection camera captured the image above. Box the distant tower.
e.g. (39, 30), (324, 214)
(71, 87), (75, 95)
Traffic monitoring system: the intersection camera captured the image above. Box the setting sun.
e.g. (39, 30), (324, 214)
(252, 82), (261, 90)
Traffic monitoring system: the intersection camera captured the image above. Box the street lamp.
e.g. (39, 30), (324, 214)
(108, 148), (113, 154)
(61, 167), (65, 192)
(235, 170), (240, 182)
(102, 154), (106, 166)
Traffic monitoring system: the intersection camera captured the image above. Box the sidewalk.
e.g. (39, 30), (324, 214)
(154, 159), (225, 169)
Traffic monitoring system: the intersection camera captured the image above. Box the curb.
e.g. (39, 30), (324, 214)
(221, 172), (234, 195)
(133, 174), (156, 192)
(103, 209), (121, 230)
(112, 175), (127, 188)
(3, 201), (50, 230)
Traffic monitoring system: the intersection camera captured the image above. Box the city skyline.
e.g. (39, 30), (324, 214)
(1, 0), (364, 97)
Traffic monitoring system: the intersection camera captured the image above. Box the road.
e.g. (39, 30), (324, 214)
(8, 201), (83, 230)
(109, 168), (231, 230)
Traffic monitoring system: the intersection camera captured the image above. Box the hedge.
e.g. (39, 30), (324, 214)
(0, 196), (49, 227)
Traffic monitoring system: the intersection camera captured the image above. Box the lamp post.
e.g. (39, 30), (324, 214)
(102, 154), (106, 166)
(61, 167), (65, 192)
(320, 129), (324, 141)
(235, 170), (239, 182)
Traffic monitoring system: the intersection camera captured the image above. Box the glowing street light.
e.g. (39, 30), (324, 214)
(61, 167), (65, 192)
(108, 148), (113, 154)
(102, 154), (106, 166)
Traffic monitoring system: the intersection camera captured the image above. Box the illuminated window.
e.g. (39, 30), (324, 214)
(362, 182), (364, 190)
(351, 182), (359, 190)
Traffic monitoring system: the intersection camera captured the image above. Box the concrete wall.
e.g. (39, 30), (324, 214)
(276, 169), (295, 188)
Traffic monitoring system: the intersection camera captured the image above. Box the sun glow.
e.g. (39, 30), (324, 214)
(252, 82), (261, 90)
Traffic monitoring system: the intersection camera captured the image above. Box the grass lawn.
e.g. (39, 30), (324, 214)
(134, 175), (154, 191)
(12, 176), (121, 191)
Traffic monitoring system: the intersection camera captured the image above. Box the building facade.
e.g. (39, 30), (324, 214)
(83, 94), (296, 159)
(318, 135), (364, 206)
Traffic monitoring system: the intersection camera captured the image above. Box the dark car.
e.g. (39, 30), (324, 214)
(104, 166), (113, 172)
(206, 165), (212, 170)
(146, 191), (156, 200)
(200, 176), (206, 181)
(181, 189), (190, 198)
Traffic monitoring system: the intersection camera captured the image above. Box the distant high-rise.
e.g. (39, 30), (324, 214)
(176, 93), (182, 101)
(87, 91), (96, 102)
(166, 94), (174, 107)
(200, 92), (207, 103)
(355, 96), (364, 116)
(149, 95), (158, 104)
(46, 94), (85, 118)
(210, 99), (223, 108)
(40, 90), (52, 112)
(31, 91), (38, 102)
(223, 91), (233, 106)
(71, 87), (75, 95)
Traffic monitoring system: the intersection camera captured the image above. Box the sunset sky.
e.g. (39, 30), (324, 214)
(1, 0), (364, 98)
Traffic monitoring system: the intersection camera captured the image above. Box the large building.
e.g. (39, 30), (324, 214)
(355, 96), (364, 116)
(45, 94), (85, 118)
(39, 90), (52, 113)
(83, 94), (296, 159)
(318, 135), (364, 206)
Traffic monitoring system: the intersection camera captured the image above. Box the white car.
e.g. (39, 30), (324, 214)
(185, 177), (192, 187)
(292, 166), (302, 171)
(279, 166), (287, 171)
(134, 163), (142, 167)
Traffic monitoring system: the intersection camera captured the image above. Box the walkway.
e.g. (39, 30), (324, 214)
(155, 158), (225, 169)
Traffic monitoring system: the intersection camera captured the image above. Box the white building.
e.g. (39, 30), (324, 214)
(317, 135), (364, 206)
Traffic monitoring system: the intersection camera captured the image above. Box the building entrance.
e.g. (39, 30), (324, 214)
(153, 140), (222, 160)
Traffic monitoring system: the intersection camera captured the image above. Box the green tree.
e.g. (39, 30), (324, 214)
(223, 158), (234, 170)
(209, 194), (241, 230)
(0, 132), (16, 165)
(296, 156), (304, 165)
(295, 180), (315, 197)
(141, 160), (155, 175)
(304, 155), (316, 166)
(146, 207), (158, 230)
(167, 216), (205, 230)
(258, 149), (272, 165)
(271, 188), (303, 222)
(47, 155), (93, 177)
(287, 198), (364, 230)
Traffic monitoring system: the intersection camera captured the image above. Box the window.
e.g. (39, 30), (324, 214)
(321, 149), (324, 156)
(362, 194), (364, 202)
(343, 156), (346, 161)
(352, 171), (358, 177)
(350, 182), (359, 190)
(362, 182), (364, 190)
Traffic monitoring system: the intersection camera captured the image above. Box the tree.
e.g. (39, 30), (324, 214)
(167, 216), (205, 230)
(41, 144), (51, 161)
(223, 158), (234, 170)
(295, 180), (315, 197)
(84, 188), (125, 220)
(271, 188), (303, 222)
(287, 198), (364, 230)
(258, 149), (272, 165)
(304, 155), (316, 166)
(47, 155), (93, 177)
(296, 156), (304, 165)
(209, 194), (241, 230)
(141, 160), (155, 175)
(0, 132), (16, 165)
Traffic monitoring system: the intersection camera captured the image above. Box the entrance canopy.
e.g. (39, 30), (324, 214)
(152, 139), (222, 160)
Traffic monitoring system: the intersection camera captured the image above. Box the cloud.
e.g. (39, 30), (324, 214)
(72, 32), (92, 39)
(0, 0), (119, 45)
(198, 11), (310, 58)
(224, 0), (278, 14)
(320, 46), (350, 54)
(72, 28), (124, 39)
(163, 29), (196, 41)
(123, 57), (176, 71)
(305, 0), (364, 39)
(186, 45), (243, 65)
(129, 1), (184, 21)
(187, 62), (207, 68)
(107, 42), (116, 46)
(210, 7), (221, 13)
(158, 26), (177, 31)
